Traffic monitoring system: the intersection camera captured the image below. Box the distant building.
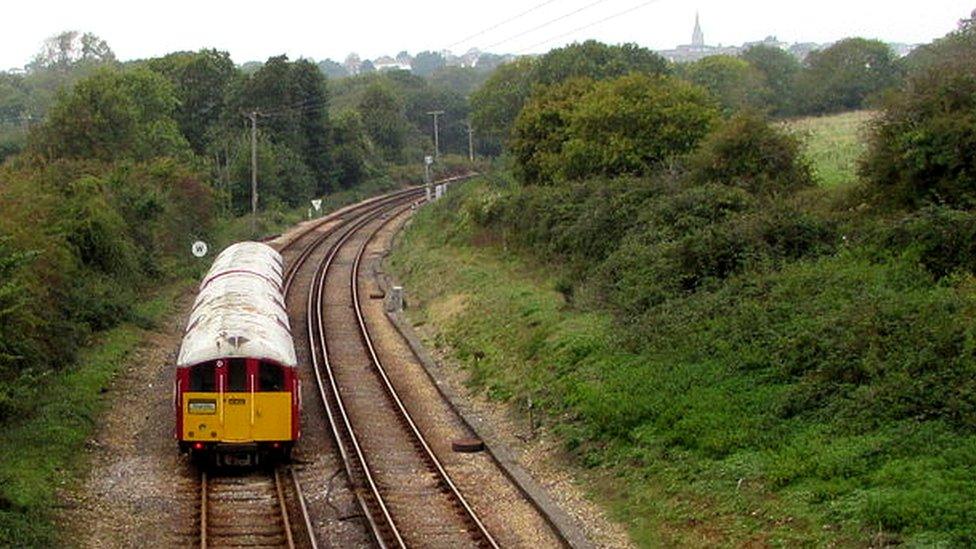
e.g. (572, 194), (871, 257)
(373, 55), (410, 71)
(692, 12), (704, 48)
(742, 36), (789, 51)
(659, 13), (739, 63)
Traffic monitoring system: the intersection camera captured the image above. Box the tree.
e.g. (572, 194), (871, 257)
(796, 38), (899, 114)
(558, 75), (718, 181)
(343, 53), (362, 75)
(689, 111), (814, 194)
(317, 58), (348, 79)
(224, 56), (333, 191)
(331, 110), (374, 187)
(532, 40), (670, 86)
(34, 67), (189, 162)
(359, 60), (376, 74)
(471, 41), (671, 150)
(512, 74), (718, 184)
(428, 66), (489, 97)
(358, 82), (407, 162)
(861, 19), (976, 207)
(474, 53), (507, 73)
(470, 57), (536, 146)
(29, 31), (116, 72)
(740, 45), (801, 115)
(684, 55), (769, 114)
(147, 50), (238, 154)
(412, 51), (447, 77)
(225, 132), (314, 213)
(510, 78), (595, 185)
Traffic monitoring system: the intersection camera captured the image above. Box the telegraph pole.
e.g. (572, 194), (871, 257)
(247, 110), (258, 217)
(426, 110), (444, 160)
(465, 122), (475, 162)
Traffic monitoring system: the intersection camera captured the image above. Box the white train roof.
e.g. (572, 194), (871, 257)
(178, 242), (296, 368)
(201, 242), (284, 291)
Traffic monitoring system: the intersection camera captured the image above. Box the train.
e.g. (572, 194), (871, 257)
(174, 242), (300, 466)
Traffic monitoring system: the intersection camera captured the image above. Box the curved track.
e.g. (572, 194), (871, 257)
(303, 189), (499, 547)
(193, 177), (567, 548)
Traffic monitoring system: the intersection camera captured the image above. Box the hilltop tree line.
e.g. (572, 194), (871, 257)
(470, 36), (909, 149)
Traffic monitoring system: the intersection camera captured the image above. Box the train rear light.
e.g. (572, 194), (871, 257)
(272, 442), (280, 449)
(193, 442), (204, 450)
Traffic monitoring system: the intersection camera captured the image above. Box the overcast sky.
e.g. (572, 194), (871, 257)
(2, 1), (973, 69)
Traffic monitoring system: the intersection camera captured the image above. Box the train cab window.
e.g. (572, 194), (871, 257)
(228, 358), (247, 391)
(259, 362), (285, 392)
(189, 362), (216, 392)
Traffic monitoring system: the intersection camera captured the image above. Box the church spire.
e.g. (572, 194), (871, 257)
(692, 12), (704, 47)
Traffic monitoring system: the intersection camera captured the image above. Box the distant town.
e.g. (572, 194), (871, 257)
(322, 13), (918, 77)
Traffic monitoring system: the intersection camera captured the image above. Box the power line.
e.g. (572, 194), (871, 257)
(443, 0), (561, 50)
(517, 0), (663, 53)
(486, 0), (614, 50)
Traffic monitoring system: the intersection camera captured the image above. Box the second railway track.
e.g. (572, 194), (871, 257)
(306, 196), (499, 548)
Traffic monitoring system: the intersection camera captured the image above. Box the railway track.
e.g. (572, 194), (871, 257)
(186, 187), (429, 549)
(186, 177), (570, 548)
(305, 195), (500, 548)
(199, 466), (316, 548)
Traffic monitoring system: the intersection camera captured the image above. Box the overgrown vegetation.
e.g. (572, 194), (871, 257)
(0, 285), (184, 545)
(391, 11), (976, 546)
(0, 29), (480, 545)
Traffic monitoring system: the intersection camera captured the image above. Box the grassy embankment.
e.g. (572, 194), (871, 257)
(0, 283), (187, 545)
(389, 112), (976, 546)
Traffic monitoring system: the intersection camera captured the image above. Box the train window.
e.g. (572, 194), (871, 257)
(189, 362), (216, 392)
(228, 358), (247, 391)
(259, 362), (285, 392)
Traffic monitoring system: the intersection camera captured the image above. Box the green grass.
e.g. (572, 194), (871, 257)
(782, 110), (875, 188)
(0, 282), (190, 546)
(390, 179), (976, 547)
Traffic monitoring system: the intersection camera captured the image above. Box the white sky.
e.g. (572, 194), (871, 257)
(2, 0), (972, 69)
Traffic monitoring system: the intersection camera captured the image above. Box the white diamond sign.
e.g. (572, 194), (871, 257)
(191, 241), (208, 258)
(311, 199), (322, 211)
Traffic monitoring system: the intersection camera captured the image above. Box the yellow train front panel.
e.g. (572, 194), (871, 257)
(182, 392), (292, 443)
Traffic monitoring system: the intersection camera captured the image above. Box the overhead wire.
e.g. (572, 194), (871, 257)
(443, 0), (561, 50)
(485, 0), (614, 50)
(517, 0), (663, 53)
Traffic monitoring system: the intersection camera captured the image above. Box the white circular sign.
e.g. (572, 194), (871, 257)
(191, 241), (208, 258)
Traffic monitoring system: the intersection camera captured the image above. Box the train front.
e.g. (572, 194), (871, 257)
(174, 242), (300, 467)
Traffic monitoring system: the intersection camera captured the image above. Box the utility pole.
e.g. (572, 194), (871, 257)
(426, 110), (444, 160)
(247, 111), (258, 218)
(424, 155), (433, 201)
(465, 122), (475, 162)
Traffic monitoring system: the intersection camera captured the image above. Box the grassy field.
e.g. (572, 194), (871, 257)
(782, 110), (875, 188)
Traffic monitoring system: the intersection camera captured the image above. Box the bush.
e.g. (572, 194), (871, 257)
(512, 74), (718, 184)
(32, 67), (190, 162)
(683, 55), (770, 114)
(689, 111), (814, 195)
(601, 197), (836, 315)
(510, 78), (595, 185)
(884, 205), (976, 278)
(861, 21), (976, 208)
(795, 38), (899, 114)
